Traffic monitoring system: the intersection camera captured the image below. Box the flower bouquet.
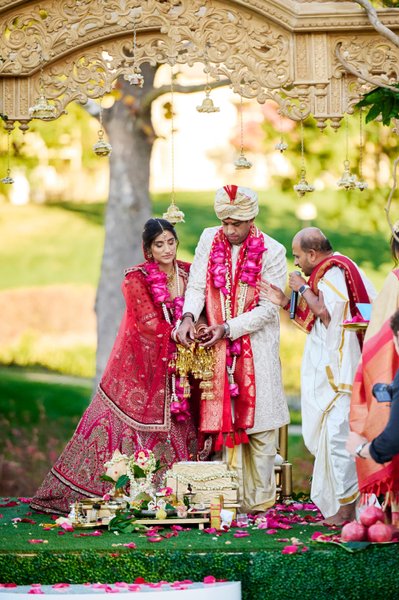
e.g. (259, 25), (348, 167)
(127, 449), (163, 502)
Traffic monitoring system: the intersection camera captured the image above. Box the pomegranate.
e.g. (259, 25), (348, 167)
(367, 521), (393, 543)
(359, 505), (385, 527)
(341, 520), (367, 542)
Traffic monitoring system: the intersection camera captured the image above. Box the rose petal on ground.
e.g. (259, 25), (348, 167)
(282, 545), (299, 554)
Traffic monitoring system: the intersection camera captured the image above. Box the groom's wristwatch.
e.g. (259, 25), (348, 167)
(355, 442), (368, 459)
(298, 284), (310, 295)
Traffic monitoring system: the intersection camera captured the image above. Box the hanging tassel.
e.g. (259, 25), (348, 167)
(225, 434), (234, 449)
(215, 432), (224, 451)
(240, 430), (249, 444)
(234, 431), (241, 445)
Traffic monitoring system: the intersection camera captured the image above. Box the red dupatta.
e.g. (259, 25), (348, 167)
(350, 270), (399, 494)
(202, 226), (265, 448)
(294, 254), (371, 348)
(99, 260), (190, 432)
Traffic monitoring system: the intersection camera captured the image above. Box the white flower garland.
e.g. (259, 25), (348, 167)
(165, 469), (239, 492)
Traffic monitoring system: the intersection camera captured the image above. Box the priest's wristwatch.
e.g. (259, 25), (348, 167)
(298, 284), (310, 295)
(355, 442), (368, 459)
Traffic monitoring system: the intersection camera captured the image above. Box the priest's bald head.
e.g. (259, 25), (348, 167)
(214, 185), (259, 221)
(292, 227), (333, 277)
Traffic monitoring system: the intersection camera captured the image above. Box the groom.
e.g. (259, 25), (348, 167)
(176, 185), (289, 513)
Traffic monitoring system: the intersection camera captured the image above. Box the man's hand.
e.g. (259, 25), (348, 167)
(176, 316), (196, 347)
(199, 324), (225, 348)
(260, 280), (288, 307)
(288, 271), (306, 292)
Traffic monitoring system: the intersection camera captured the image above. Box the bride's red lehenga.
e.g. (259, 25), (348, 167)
(30, 260), (198, 515)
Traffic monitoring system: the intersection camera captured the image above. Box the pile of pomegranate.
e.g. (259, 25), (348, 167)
(341, 505), (393, 543)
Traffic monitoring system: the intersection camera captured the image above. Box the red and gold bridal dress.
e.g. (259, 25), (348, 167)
(30, 260), (198, 515)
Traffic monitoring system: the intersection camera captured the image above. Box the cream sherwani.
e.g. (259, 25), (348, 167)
(301, 263), (376, 518)
(183, 226), (290, 511)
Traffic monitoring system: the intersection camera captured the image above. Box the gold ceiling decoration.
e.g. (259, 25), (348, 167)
(0, 1), (399, 130)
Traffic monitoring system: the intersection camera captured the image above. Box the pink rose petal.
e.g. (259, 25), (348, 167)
(233, 530), (250, 538)
(282, 545), (299, 554)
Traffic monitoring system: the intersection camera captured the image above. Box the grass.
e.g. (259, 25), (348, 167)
(0, 366), (311, 496)
(0, 367), (92, 496)
(0, 190), (394, 290)
(0, 190), (393, 384)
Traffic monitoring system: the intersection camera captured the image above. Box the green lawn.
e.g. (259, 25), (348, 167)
(0, 190), (393, 290)
(0, 190), (392, 383)
(0, 366), (311, 497)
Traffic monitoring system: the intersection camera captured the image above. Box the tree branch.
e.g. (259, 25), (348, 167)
(335, 42), (399, 92)
(141, 78), (230, 112)
(350, 0), (399, 49)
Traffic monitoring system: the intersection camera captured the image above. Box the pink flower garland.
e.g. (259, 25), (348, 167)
(209, 230), (266, 399)
(144, 262), (188, 421)
(209, 233), (266, 297)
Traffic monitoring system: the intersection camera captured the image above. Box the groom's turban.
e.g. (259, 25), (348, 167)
(214, 185), (259, 221)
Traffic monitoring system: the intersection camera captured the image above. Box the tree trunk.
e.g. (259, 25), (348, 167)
(94, 64), (157, 384)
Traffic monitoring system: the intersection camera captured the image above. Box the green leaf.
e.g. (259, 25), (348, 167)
(100, 474), (116, 483)
(342, 541), (371, 553)
(365, 103), (382, 124)
(115, 474), (129, 490)
(133, 465), (146, 478)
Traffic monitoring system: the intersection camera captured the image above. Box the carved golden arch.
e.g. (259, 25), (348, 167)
(0, 0), (399, 131)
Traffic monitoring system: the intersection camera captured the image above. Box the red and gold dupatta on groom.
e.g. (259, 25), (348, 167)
(201, 226), (265, 449)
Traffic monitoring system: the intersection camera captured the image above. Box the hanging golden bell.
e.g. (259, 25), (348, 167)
(93, 129), (112, 157)
(337, 160), (357, 191)
(196, 88), (220, 113)
(234, 153), (252, 170)
(124, 69), (144, 88)
(356, 179), (368, 191)
(28, 93), (57, 121)
(275, 140), (288, 153)
(1, 170), (14, 184)
(163, 203), (185, 224)
(293, 170), (315, 197)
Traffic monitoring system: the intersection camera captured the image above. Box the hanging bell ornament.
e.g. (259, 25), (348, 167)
(356, 179), (368, 192)
(234, 153), (252, 170)
(93, 129), (112, 157)
(28, 93), (57, 121)
(293, 170), (315, 197)
(1, 169), (14, 184)
(163, 203), (185, 224)
(124, 68), (144, 88)
(275, 139), (288, 153)
(337, 160), (357, 191)
(196, 87), (220, 113)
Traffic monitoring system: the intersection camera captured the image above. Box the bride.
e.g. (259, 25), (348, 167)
(31, 218), (198, 514)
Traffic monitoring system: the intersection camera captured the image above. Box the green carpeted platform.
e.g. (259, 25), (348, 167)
(0, 499), (398, 600)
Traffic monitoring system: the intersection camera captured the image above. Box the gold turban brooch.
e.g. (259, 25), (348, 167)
(214, 185), (259, 221)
